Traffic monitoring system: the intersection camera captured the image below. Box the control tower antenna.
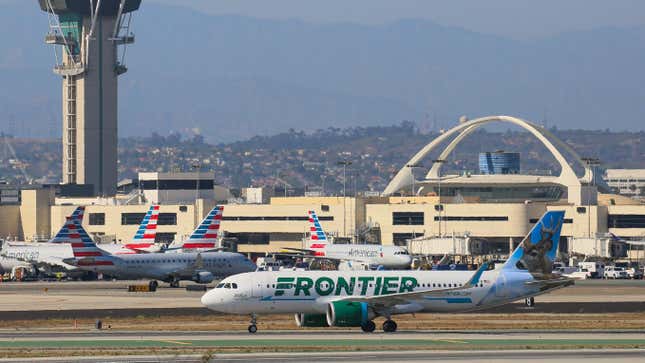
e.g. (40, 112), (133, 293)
(39, 0), (141, 196)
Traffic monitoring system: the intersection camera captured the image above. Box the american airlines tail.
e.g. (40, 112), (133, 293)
(49, 206), (86, 244)
(308, 210), (328, 247)
(60, 217), (115, 267)
(181, 206), (223, 250)
(124, 205), (160, 251)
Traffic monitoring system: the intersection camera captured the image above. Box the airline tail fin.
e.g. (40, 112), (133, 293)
(130, 205), (160, 245)
(503, 210), (565, 276)
(609, 233), (621, 242)
(65, 219), (115, 266)
(182, 206), (223, 250)
(49, 206), (85, 243)
(308, 210), (328, 245)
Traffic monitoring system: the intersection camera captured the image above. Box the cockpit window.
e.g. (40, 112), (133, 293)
(224, 283), (231, 288)
(216, 283), (225, 288)
(232, 283), (238, 289)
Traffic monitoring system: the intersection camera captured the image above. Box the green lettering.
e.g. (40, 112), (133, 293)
(275, 277), (294, 296)
(294, 277), (313, 296)
(315, 277), (335, 296)
(399, 276), (417, 293)
(335, 276), (355, 295)
(381, 276), (398, 295)
(374, 277), (382, 296)
(358, 276), (374, 295)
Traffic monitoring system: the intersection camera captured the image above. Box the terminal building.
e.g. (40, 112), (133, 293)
(1, 116), (645, 262)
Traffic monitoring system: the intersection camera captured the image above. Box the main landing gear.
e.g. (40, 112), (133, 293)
(148, 280), (158, 291)
(248, 313), (258, 333)
(169, 278), (180, 288)
(360, 320), (376, 333)
(525, 297), (535, 307)
(382, 319), (398, 333)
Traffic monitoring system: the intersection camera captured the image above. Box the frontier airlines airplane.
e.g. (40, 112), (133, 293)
(202, 211), (573, 333)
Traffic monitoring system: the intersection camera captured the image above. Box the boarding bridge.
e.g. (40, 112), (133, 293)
(568, 237), (627, 258)
(407, 234), (489, 256)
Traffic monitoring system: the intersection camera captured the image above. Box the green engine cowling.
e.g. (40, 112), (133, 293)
(295, 313), (329, 327)
(326, 301), (374, 327)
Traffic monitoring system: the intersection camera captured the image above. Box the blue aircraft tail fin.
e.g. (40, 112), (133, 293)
(503, 211), (565, 275)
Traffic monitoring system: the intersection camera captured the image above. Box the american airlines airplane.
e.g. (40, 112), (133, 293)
(202, 211), (573, 333)
(0, 205), (161, 275)
(165, 206), (224, 253)
(56, 215), (256, 288)
(282, 210), (412, 269)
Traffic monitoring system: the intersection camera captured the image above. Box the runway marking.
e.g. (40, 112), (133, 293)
(158, 340), (192, 345)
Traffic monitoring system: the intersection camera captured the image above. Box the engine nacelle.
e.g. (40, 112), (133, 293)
(326, 301), (373, 327)
(192, 271), (214, 284)
(295, 313), (329, 327)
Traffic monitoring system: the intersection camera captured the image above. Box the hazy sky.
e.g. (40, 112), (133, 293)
(150, 0), (645, 39)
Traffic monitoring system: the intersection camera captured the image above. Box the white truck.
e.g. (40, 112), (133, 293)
(578, 262), (605, 279)
(603, 265), (629, 279)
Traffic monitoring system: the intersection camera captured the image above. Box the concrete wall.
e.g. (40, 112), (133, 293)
(0, 205), (21, 240)
(19, 189), (54, 241)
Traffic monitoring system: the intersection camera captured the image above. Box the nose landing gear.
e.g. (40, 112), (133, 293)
(525, 297), (535, 307)
(248, 313), (258, 333)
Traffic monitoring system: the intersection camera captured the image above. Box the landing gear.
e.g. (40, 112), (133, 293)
(525, 297), (535, 307)
(169, 279), (180, 288)
(360, 320), (376, 333)
(382, 319), (397, 333)
(248, 313), (258, 334)
(148, 280), (158, 291)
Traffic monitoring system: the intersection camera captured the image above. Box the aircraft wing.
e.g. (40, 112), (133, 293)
(337, 263), (489, 308)
(524, 276), (575, 290)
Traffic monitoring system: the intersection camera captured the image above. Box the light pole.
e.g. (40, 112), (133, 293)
(406, 163), (423, 197)
(191, 161), (201, 202)
(582, 157), (600, 238)
(433, 159), (445, 237)
(337, 160), (353, 237)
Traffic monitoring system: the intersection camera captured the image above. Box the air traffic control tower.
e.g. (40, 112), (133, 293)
(39, 0), (141, 196)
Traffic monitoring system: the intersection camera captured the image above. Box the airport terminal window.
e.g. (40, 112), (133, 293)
(121, 213), (146, 225)
(393, 212), (424, 225)
(226, 232), (271, 244)
(140, 179), (214, 190)
(89, 213), (105, 225)
(392, 233), (423, 246)
(530, 218), (573, 224)
(155, 233), (176, 244)
(608, 214), (645, 228)
(222, 216), (333, 221)
(158, 213), (177, 225)
(434, 216), (508, 221)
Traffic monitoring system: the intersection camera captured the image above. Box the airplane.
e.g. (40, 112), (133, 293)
(56, 215), (256, 288)
(609, 233), (645, 246)
(281, 210), (412, 269)
(0, 205), (161, 275)
(201, 210), (573, 333)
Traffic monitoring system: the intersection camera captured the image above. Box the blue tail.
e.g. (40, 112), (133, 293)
(503, 211), (565, 275)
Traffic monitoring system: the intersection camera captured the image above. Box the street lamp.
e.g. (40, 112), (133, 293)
(337, 159), (353, 238)
(432, 159), (445, 237)
(581, 157), (601, 238)
(406, 163), (424, 197)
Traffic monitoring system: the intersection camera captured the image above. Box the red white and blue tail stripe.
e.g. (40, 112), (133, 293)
(53, 217), (115, 266)
(126, 205), (159, 249)
(49, 206), (85, 244)
(182, 206), (223, 250)
(308, 210), (328, 247)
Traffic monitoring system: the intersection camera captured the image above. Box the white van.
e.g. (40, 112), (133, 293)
(578, 262), (605, 278)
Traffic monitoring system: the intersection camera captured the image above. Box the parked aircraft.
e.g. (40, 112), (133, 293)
(282, 210), (412, 269)
(202, 211), (573, 333)
(164, 206), (224, 253)
(58, 217), (256, 288)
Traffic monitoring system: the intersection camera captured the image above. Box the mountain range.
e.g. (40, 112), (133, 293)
(0, 1), (644, 142)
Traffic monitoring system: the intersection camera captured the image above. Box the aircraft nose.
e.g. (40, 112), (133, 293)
(201, 290), (221, 310)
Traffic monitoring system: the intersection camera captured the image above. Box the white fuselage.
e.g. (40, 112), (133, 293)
(76, 251), (257, 282)
(202, 269), (556, 316)
(315, 244), (412, 269)
(0, 242), (139, 273)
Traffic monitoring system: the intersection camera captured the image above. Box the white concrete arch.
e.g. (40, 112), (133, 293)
(383, 115), (590, 197)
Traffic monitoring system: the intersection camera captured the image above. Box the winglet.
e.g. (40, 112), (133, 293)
(463, 262), (488, 288)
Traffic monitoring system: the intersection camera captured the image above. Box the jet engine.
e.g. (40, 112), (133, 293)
(326, 301), (374, 327)
(192, 271), (214, 284)
(294, 313), (329, 327)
